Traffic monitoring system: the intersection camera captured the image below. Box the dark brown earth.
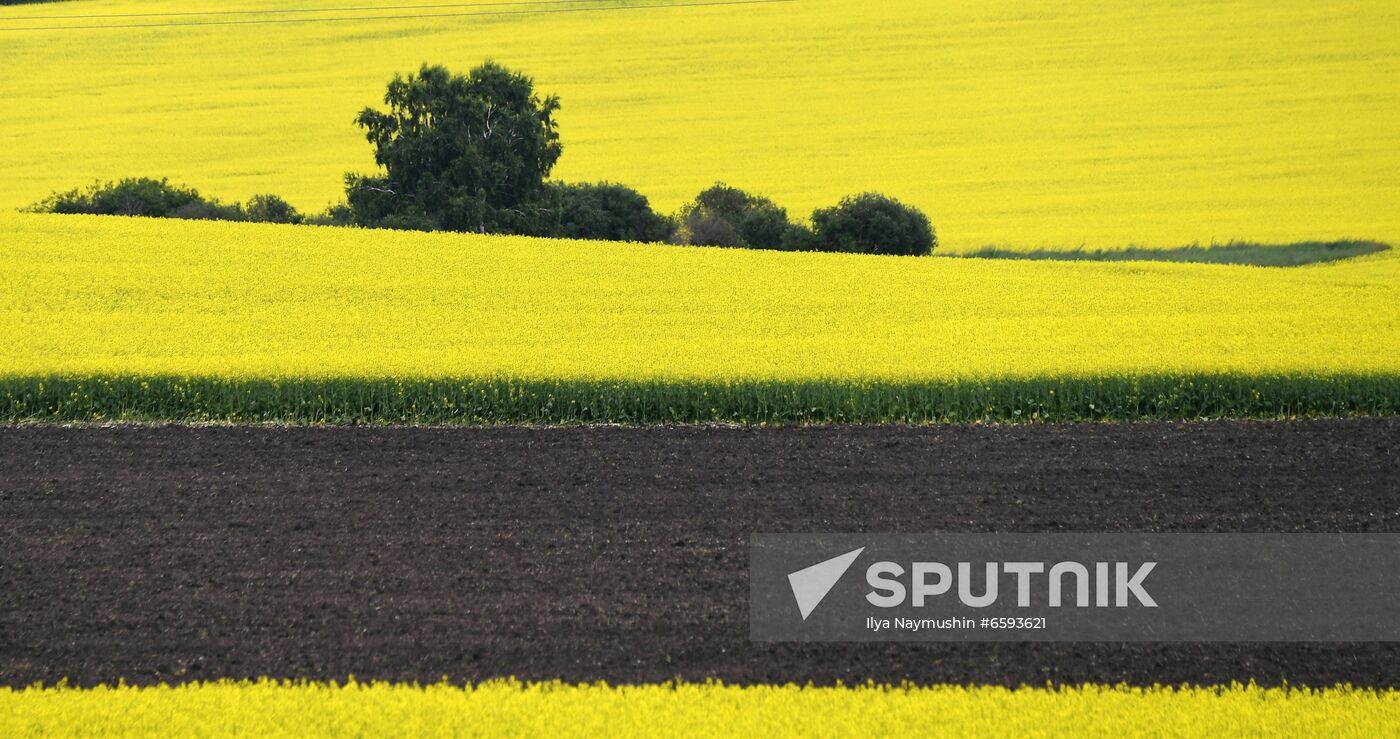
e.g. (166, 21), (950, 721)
(1, 419), (1397, 688)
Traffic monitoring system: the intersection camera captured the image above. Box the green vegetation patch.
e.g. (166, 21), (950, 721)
(955, 241), (1389, 267)
(4, 374), (1397, 425)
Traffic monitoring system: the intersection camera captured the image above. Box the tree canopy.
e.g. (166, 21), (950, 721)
(346, 62), (562, 234)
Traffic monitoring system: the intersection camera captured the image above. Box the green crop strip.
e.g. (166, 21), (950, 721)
(4, 374), (1397, 425)
(952, 241), (1391, 267)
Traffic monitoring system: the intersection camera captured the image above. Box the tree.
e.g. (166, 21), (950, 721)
(810, 193), (936, 256)
(545, 182), (675, 243)
(346, 62), (562, 234)
(673, 183), (798, 250)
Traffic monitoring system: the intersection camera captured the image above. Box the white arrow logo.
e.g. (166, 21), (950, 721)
(787, 547), (865, 620)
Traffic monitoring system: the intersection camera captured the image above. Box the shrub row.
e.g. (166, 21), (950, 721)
(29, 62), (935, 256)
(30, 177), (933, 256)
(670, 184), (935, 256)
(28, 178), (352, 226)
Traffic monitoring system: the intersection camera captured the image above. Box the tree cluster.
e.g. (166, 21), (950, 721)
(343, 62), (936, 255)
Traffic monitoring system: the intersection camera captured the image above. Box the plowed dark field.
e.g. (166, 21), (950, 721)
(2, 419), (1397, 687)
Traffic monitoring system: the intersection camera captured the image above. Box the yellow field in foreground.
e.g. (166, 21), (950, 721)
(2, 0), (1398, 250)
(3, 681), (1396, 738)
(2, 213), (1397, 381)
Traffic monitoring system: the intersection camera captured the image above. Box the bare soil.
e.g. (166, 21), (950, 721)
(1, 419), (1397, 687)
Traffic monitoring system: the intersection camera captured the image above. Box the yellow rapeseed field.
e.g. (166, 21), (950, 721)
(3, 681), (1397, 738)
(2, 0), (1399, 251)
(3, 212), (1397, 382)
(1, 212), (1396, 423)
(3, 1), (1397, 422)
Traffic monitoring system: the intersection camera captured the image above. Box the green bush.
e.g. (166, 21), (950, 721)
(811, 193), (936, 256)
(673, 183), (799, 250)
(31, 177), (242, 220)
(544, 182), (674, 242)
(304, 203), (355, 227)
(27, 178), (315, 225)
(244, 194), (303, 224)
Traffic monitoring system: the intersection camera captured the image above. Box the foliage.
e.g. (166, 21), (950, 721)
(672, 185), (935, 255)
(303, 203), (354, 227)
(2, 213), (1398, 424)
(545, 182), (674, 243)
(26, 179), (313, 225)
(779, 222), (819, 252)
(346, 62), (561, 234)
(28, 178), (243, 220)
(673, 183), (797, 250)
(811, 193), (936, 256)
(244, 194), (303, 225)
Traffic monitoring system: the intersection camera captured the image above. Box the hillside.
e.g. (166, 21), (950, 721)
(2, 0), (1398, 249)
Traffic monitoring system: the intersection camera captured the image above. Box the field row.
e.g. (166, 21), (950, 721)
(5, 421), (1395, 689)
(4, 682), (1397, 738)
(3, 214), (1397, 422)
(5, 373), (1398, 424)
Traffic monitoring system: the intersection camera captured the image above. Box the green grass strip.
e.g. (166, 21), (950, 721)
(2, 374), (1398, 425)
(954, 240), (1390, 267)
